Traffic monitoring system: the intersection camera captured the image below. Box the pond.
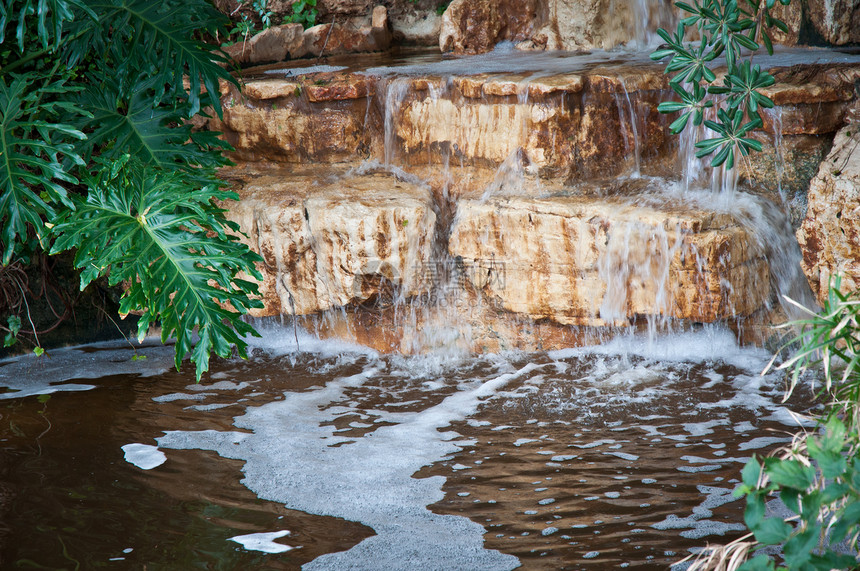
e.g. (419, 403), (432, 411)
(0, 324), (811, 569)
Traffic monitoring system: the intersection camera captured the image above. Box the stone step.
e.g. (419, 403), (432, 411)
(224, 163), (777, 343)
(210, 55), (860, 199)
(223, 164), (437, 317)
(448, 195), (770, 325)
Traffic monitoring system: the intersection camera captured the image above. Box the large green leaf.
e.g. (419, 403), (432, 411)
(0, 72), (84, 264)
(0, 0), (93, 52)
(65, 0), (235, 116)
(51, 157), (263, 380)
(74, 75), (230, 177)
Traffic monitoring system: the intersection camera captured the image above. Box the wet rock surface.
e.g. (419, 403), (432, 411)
(439, 0), (542, 54)
(448, 196), (770, 326)
(207, 50), (860, 339)
(223, 164), (436, 317)
(797, 120), (860, 302)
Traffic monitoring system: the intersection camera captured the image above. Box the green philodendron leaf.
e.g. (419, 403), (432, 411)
(51, 158), (263, 381)
(74, 75), (230, 179)
(0, 72), (84, 265)
(64, 0), (236, 117)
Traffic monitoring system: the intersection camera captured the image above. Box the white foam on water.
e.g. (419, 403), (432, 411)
(158, 363), (536, 570)
(247, 321), (380, 359)
(573, 439), (616, 449)
(0, 340), (174, 400)
(229, 530), (293, 554)
(153, 393), (211, 403)
(186, 381), (250, 392)
(604, 451), (639, 461)
(547, 327), (770, 371)
(121, 443), (167, 470)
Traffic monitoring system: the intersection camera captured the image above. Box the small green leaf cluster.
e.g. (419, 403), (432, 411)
(3, 315), (21, 347)
(651, 0), (791, 169)
(734, 417), (860, 570)
(1, 0), (263, 379)
(282, 0), (317, 29)
(251, 0), (275, 29)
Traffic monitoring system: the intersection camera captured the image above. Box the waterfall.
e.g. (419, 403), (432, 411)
(615, 78), (642, 178)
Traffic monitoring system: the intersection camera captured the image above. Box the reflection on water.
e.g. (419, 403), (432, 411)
(0, 327), (813, 569)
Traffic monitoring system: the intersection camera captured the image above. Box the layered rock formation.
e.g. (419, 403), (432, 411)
(223, 165), (436, 316)
(448, 196), (769, 326)
(204, 50), (860, 350)
(797, 119), (860, 303)
(439, 0), (858, 54)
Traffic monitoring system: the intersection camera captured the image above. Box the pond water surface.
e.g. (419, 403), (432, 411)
(0, 324), (813, 570)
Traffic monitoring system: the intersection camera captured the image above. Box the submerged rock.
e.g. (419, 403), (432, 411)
(797, 119), (860, 302)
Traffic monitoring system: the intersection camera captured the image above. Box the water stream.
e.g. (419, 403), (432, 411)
(0, 327), (814, 569)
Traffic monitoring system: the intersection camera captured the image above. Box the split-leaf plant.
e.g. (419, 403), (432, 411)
(0, 0), (264, 380)
(651, 0), (791, 169)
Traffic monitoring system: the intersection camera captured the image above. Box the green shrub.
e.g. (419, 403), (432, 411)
(651, 0), (792, 168)
(0, 0), (262, 379)
(734, 417), (860, 570)
(283, 0), (317, 29)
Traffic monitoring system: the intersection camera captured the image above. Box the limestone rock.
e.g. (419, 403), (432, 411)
(439, 0), (541, 54)
(388, 8), (442, 45)
(224, 165), (436, 316)
(223, 24), (306, 65)
(301, 18), (392, 56)
(449, 196), (770, 326)
(797, 121), (860, 302)
(806, 0), (860, 45)
(212, 74), (373, 162)
(213, 101), (369, 162)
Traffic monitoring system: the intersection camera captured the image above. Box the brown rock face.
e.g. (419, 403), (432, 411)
(223, 24), (306, 65)
(806, 0), (860, 45)
(224, 165), (437, 316)
(302, 19), (392, 56)
(797, 121), (860, 302)
(448, 196), (770, 326)
(439, 0), (541, 54)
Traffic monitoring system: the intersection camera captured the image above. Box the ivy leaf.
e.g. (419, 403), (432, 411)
(51, 158), (263, 381)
